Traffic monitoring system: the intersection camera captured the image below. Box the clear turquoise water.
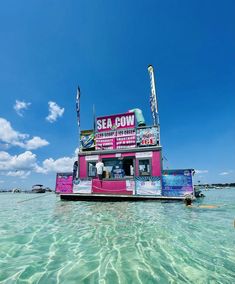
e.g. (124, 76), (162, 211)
(0, 189), (235, 284)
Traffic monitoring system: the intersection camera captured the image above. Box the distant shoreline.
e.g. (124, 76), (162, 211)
(195, 183), (235, 189)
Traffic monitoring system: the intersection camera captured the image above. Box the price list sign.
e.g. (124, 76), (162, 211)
(116, 129), (136, 149)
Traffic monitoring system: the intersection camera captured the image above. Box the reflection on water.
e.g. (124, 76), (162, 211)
(0, 190), (235, 283)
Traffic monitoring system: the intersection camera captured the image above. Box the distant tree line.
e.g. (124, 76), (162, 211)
(195, 183), (235, 188)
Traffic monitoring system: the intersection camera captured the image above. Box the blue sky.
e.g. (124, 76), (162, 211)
(0, 0), (234, 189)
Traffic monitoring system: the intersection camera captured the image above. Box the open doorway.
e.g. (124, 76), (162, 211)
(123, 158), (134, 177)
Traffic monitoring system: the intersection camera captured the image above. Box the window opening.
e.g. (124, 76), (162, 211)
(138, 159), (151, 176)
(103, 158), (124, 179)
(102, 157), (135, 179)
(87, 161), (96, 177)
(123, 158), (134, 177)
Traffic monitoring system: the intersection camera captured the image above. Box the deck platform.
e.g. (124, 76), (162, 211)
(60, 193), (185, 202)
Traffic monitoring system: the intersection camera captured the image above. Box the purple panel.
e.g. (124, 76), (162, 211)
(55, 173), (73, 193)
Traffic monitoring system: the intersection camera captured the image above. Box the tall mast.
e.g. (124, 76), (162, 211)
(148, 65), (160, 144)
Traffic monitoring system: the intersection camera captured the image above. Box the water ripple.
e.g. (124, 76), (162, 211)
(0, 190), (235, 283)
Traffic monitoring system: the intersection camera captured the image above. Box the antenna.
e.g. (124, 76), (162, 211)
(148, 65), (160, 145)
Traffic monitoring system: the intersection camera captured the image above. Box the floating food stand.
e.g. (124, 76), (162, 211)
(58, 66), (195, 201)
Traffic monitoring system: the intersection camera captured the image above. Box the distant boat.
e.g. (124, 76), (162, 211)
(12, 188), (21, 193)
(215, 186), (223, 189)
(31, 184), (46, 193)
(45, 187), (53, 192)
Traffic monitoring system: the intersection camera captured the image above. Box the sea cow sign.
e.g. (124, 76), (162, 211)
(96, 112), (135, 132)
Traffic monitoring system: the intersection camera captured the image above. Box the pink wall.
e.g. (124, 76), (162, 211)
(92, 179), (132, 195)
(80, 150), (162, 178)
(100, 153), (135, 159)
(152, 151), (162, 176)
(100, 154), (116, 159)
(79, 156), (87, 178)
(121, 153), (135, 157)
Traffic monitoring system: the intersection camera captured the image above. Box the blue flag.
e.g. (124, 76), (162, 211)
(76, 86), (80, 127)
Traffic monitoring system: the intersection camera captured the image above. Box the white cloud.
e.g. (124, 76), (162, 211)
(24, 136), (49, 150)
(35, 148), (78, 174)
(35, 157), (74, 174)
(0, 148), (78, 178)
(0, 151), (37, 171)
(14, 100), (31, 117)
(195, 170), (208, 174)
(219, 171), (233, 176)
(6, 170), (30, 179)
(219, 172), (229, 176)
(46, 101), (64, 123)
(0, 118), (28, 144)
(0, 117), (49, 150)
(0, 151), (38, 179)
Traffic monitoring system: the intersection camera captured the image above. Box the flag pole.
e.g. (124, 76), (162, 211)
(76, 86), (81, 152)
(93, 104), (96, 132)
(78, 125), (81, 152)
(148, 65), (160, 145)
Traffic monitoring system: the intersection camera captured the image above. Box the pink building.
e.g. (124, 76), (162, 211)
(59, 111), (194, 201)
(59, 66), (195, 201)
(60, 111), (170, 200)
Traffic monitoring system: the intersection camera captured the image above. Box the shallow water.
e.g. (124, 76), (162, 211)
(0, 189), (235, 284)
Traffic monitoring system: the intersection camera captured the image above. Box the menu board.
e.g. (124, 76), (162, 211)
(95, 131), (116, 150)
(95, 129), (136, 150)
(116, 129), (136, 149)
(162, 169), (194, 197)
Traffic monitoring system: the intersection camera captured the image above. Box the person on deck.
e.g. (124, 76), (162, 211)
(95, 159), (104, 181)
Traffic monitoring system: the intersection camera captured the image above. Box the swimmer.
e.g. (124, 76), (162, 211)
(184, 196), (219, 208)
(184, 197), (193, 207)
(197, 204), (219, 209)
